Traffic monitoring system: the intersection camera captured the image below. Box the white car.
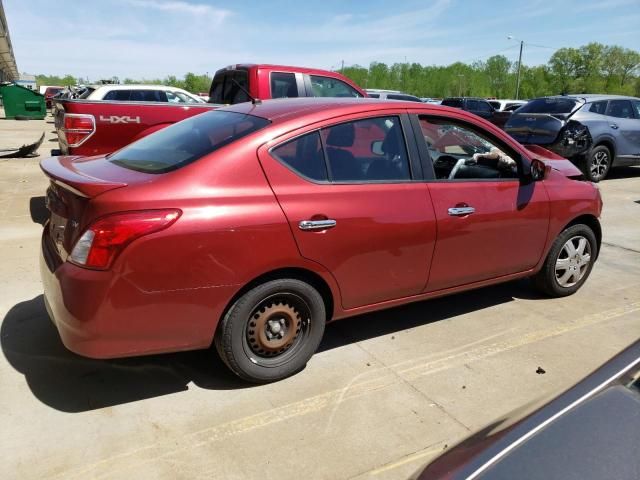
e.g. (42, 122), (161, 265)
(86, 85), (205, 103)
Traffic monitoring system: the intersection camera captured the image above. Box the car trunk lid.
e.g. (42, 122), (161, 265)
(505, 97), (583, 145)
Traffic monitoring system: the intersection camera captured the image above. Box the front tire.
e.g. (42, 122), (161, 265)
(583, 145), (612, 182)
(533, 224), (597, 297)
(215, 279), (326, 383)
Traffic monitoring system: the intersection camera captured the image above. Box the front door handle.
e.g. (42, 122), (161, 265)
(610, 123), (619, 129)
(299, 219), (337, 231)
(448, 206), (475, 216)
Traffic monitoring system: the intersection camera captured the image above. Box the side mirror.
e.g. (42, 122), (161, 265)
(530, 159), (546, 181)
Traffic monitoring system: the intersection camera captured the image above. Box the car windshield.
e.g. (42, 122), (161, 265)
(517, 97), (580, 114)
(109, 110), (270, 174)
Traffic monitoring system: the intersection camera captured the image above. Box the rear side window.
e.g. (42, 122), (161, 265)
(589, 101), (607, 115)
(634, 101), (640, 118)
(387, 94), (421, 102)
(368, 93), (380, 98)
(441, 99), (463, 108)
(606, 100), (635, 119)
(109, 111), (270, 173)
(518, 97), (579, 114)
(475, 101), (493, 113)
(130, 90), (168, 102)
(271, 132), (327, 181)
(322, 116), (410, 182)
(270, 72), (298, 99)
(208, 70), (250, 104)
(104, 90), (131, 101)
(308, 75), (363, 98)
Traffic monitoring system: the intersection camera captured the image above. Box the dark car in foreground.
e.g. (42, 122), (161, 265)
(506, 94), (640, 182)
(40, 98), (602, 382)
(416, 340), (640, 480)
(44, 86), (64, 109)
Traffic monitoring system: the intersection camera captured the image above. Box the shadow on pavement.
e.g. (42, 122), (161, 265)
(319, 278), (541, 352)
(2, 280), (543, 413)
(607, 166), (640, 180)
(29, 196), (48, 225)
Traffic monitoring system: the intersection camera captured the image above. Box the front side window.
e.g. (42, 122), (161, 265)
(475, 101), (493, 113)
(606, 100), (635, 119)
(308, 75), (362, 98)
(419, 116), (519, 180)
(441, 98), (464, 109)
(109, 111), (269, 173)
(271, 72), (298, 99)
(321, 116), (410, 182)
(634, 101), (640, 118)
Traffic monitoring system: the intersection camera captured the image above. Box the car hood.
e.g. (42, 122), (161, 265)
(524, 144), (584, 178)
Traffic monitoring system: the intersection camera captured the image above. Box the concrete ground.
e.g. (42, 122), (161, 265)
(1, 111), (639, 480)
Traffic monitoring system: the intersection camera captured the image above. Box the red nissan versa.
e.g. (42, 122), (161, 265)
(39, 98), (603, 382)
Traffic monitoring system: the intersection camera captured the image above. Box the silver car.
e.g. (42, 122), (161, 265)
(505, 94), (640, 181)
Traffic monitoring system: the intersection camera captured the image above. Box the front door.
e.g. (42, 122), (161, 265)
(606, 99), (640, 158)
(259, 114), (437, 309)
(415, 114), (550, 291)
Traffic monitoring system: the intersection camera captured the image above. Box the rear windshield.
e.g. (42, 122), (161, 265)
(208, 70), (250, 104)
(517, 97), (580, 114)
(109, 110), (270, 174)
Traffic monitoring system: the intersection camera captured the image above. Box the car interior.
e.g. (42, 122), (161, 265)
(420, 118), (519, 180)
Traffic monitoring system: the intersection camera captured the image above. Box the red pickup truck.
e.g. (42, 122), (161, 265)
(55, 64), (366, 156)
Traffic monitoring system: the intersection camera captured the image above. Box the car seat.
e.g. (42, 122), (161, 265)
(325, 123), (361, 180)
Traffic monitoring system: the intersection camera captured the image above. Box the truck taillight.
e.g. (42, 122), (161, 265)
(69, 209), (181, 270)
(63, 114), (96, 147)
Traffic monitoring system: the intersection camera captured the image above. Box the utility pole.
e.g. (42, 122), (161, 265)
(515, 40), (523, 100)
(341, 60), (344, 73)
(457, 74), (464, 96)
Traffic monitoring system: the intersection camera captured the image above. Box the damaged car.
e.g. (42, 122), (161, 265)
(505, 95), (640, 182)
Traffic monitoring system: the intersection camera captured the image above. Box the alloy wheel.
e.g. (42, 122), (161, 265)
(555, 235), (592, 287)
(590, 150), (609, 180)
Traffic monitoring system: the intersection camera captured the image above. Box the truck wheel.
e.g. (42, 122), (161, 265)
(532, 224), (597, 297)
(583, 145), (612, 182)
(215, 279), (326, 383)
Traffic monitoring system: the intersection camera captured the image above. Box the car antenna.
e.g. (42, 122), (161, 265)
(231, 78), (261, 105)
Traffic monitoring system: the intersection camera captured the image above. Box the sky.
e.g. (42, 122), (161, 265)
(5, 0), (640, 80)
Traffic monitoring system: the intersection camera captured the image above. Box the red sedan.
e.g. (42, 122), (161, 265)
(40, 98), (602, 382)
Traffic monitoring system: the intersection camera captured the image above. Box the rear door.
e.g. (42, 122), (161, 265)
(414, 114), (549, 291)
(258, 112), (436, 309)
(605, 99), (640, 157)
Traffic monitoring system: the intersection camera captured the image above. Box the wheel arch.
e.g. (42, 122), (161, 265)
(563, 214), (602, 259)
(593, 138), (616, 160)
(219, 267), (336, 332)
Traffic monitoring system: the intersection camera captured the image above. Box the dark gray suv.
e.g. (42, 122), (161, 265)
(506, 95), (640, 181)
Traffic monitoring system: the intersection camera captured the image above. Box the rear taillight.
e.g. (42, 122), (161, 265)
(69, 209), (181, 270)
(63, 114), (96, 147)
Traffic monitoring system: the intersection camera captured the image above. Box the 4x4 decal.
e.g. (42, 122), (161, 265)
(99, 115), (141, 124)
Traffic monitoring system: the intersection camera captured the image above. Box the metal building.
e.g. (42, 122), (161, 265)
(0, 0), (19, 82)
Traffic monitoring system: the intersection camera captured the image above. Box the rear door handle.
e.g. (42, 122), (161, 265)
(448, 206), (475, 216)
(299, 219), (337, 231)
(610, 123), (619, 129)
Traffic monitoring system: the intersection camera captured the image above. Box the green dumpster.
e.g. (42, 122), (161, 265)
(0, 83), (46, 120)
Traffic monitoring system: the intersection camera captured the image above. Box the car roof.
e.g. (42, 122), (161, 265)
(541, 94), (640, 102)
(220, 97), (456, 123)
(219, 64), (349, 77)
(92, 84), (188, 92)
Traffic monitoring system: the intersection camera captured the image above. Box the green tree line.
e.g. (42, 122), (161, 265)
(342, 43), (640, 98)
(36, 42), (639, 99)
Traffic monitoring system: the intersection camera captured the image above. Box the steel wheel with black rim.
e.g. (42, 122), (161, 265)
(533, 224), (598, 297)
(215, 279), (326, 382)
(584, 145), (612, 182)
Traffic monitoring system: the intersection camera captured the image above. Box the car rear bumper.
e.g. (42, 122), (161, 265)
(40, 228), (238, 359)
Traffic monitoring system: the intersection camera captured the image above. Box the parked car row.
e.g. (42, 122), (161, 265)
(52, 64), (366, 156)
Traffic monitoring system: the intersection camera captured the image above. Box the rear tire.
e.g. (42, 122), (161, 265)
(533, 224), (597, 297)
(583, 145), (612, 182)
(215, 279), (326, 383)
